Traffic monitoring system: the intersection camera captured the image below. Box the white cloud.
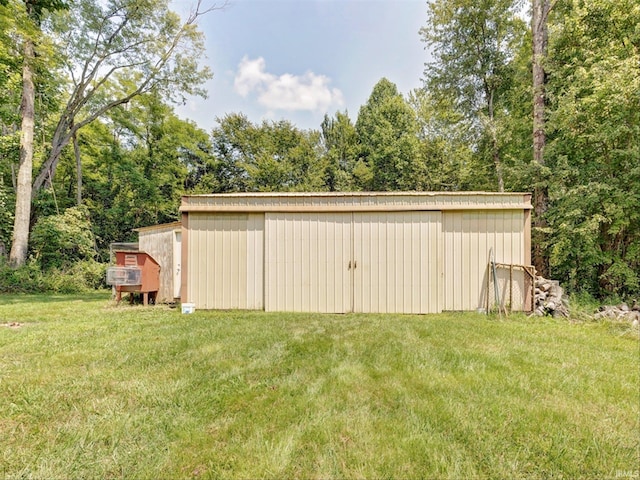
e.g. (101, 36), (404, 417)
(234, 56), (344, 113)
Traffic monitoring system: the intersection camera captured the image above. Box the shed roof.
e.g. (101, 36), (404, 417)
(133, 221), (182, 233)
(180, 192), (532, 213)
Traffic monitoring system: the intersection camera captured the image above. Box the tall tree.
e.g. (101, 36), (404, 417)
(355, 78), (421, 191)
(9, 0), (66, 267)
(408, 88), (477, 191)
(543, 0), (640, 297)
(68, 97), (212, 256)
(531, 0), (553, 277)
(420, 0), (526, 192)
(211, 114), (325, 193)
(9, 0), (216, 267)
(32, 0), (215, 193)
(320, 111), (358, 191)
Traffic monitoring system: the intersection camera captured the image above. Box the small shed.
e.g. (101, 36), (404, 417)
(135, 221), (182, 303)
(179, 192), (533, 314)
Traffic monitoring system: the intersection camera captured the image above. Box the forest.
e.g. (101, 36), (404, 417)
(0, 0), (638, 300)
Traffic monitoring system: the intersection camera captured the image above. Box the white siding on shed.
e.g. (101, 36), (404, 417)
(353, 212), (442, 314)
(265, 213), (351, 313)
(180, 192), (532, 313)
(187, 213), (264, 309)
(264, 211), (443, 313)
(443, 210), (526, 311)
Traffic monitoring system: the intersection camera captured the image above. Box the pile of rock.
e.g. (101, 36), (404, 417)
(533, 276), (570, 317)
(594, 301), (640, 327)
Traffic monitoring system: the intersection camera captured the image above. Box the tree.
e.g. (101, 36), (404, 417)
(355, 78), (421, 191)
(211, 114), (325, 193)
(57, 93), (212, 255)
(543, 0), (640, 297)
(320, 111), (358, 191)
(9, 0), (216, 267)
(30, 205), (95, 270)
(8, 0), (66, 267)
(420, 0), (526, 192)
(408, 88), (477, 191)
(531, 0), (553, 277)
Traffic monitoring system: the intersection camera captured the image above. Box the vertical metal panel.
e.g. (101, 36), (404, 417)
(264, 213), (351, 313)
(187, 213), (263, 310)
(443, 210), (526, 311)
(353, 212), (442, 314)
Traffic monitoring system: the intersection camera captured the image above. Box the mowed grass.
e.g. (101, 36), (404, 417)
(0, 294), (638, 479)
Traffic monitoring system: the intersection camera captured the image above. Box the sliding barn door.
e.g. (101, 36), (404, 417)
(353, 212), (442, 314)
(264, 211), (442, 313)
(265, 212), (352, 313)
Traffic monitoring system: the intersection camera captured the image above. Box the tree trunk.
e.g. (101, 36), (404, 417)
(532, 0), (550, 277)
(73, 130), (82, 205)
(9, 38), (36, 268)
(493, 146), (504, 193)
(486, 88), (504, 192)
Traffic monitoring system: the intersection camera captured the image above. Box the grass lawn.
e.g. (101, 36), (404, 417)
(0, 293), (638, 479)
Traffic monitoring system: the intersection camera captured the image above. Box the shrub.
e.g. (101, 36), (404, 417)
(0, 258), (108, 294)
(68, 260), (108, 290)
(30, 206), (96, 271)
(0, 259), (46, 293)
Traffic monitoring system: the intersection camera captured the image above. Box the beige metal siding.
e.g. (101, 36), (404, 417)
(181, 192), (532, 213)
(181, 192), (532, 313)
(187, 213), (264, 309)
(265, 213), (351, 313)
(353, 212), (442, 314)
(443, 211), (526, 311)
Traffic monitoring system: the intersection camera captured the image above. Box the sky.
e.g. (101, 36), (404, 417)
(171, 0), (430, 131)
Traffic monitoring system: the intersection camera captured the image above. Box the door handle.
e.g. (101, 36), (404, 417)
(348, 261), (351, 270)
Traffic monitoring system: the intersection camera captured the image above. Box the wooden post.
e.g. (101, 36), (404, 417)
(509, 265), (513, 314)
(486, 260), (491, 314)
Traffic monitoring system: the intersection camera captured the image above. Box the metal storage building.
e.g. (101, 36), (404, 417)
(179, 192), (533, 313)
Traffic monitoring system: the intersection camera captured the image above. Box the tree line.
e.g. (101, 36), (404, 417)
(0, 0), (638, 299)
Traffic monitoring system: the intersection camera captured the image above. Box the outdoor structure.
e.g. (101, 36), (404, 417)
(107, 250), (160, 306)
(135, 222), (182, 303)
(179, 192), (533, 314)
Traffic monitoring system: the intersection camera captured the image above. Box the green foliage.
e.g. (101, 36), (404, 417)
(420, 0), (527, 191)
(543, 0), (640, 298)
(320, 111), (359, 191)
(68, 259), (108, 290)
(0, 259), (46, 293)
(0, 3), (21, 126)
(211, 114), (327, 192)
(355, 78), (421, 191)
(45, 260), (107, 293)
(0, 258), (107, 293)
(0, 180), (13, 255)
(409, 89), (478, 190)
(30, 206), (96, 270)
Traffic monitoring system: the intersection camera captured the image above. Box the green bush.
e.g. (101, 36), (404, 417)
(0, 259), (46, 293)
(0, 258), (108, 294)
(68, 260), (108, 290)
(30, 206), (96, 271)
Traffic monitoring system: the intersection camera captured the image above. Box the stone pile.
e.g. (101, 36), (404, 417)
(533, 276), (570, 317)
(593, 301), (640, 327)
